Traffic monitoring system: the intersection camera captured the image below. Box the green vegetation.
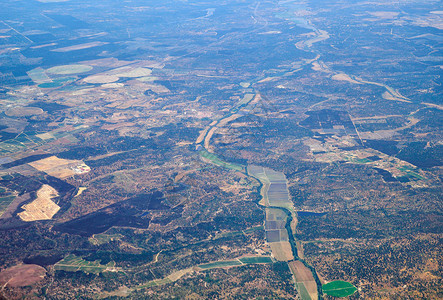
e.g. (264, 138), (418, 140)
(397, 166), (425, 180)
(198, 260), (242, 270)
(0, 195), (15, 217)
(38, 82), (64, 88)
(89, 233), (124, 245)
(54, 254), (115, 274)
(0, 134), (43, 153)
(322, 280), (357, 297)
(214, 226), (264, 239)
(199, 150), (243, 171)
(295, 282), (312, 300)
(236, 93), (254, 107)
(27, 67), (51, 83)
(53, 77), (76, 83)
(136, 278), (172, 289)
(354, 158), (371, 164)
(243, 225), (264, 233)
(239, 256), (274, 264)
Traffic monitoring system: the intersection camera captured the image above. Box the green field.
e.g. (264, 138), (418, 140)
(216, 231), (243, 238)
(38, 81), (64, 88)
(53, 77), (76, 83)
(0, 195), (15, 217)
(295, 282), (312, 300)
(198, 260), (242, 270)
(397, 167), (425, 180)
(243, 225), (264, 233)
(27, 67), (51, 83)
(239, 256), (273, 264)
(322, 280), (357, 297)
(54, 254), (115, 274)
(354, 158), (371, 164)
(136, 278), (172, 289)
(0, 134), (45, 153)
(199, 150), (243, 171)
(236, 93), (254, 107)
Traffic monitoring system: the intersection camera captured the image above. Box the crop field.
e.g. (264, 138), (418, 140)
(235, 93), (255, 108)
(167, 268), (194, 282)
(136, 278), (172, 290)
(200, 150), (243, 171)
(0, 133), (50, 154)
(132, 256), (274, 292)
(137, 76), (159, 82)
(295, 282), (312, 300)
(243, 225), (264, 233)
(267, 183), (291, 207)
(239, 256), (274, 264)
(83, 75), (120, 84)
(331, 73), (361, 84)
(27, 67), (51, 83)
(51, 41), (108, 52)
(398, 166), (425, 180)
(0, 195), (15, 217)
(204, 127), (218, 150)
(46, 64), (93, 75)
(113, 67), (152, 78)
(322, 280), (357, 297)
(29, 156), (90, 179)
(38, 82), (64, 88)
(198, 260), (243, 270)
(265, 208), (289, 245)
(54, 254), (115, 274)
(18, 184), (60, 222)
(269, 242), (294, 261)
(248, 167), (296, 262)
(289, 260), (318, 300)
(89, 233), (123, 245)
(250, 166), (293, 209)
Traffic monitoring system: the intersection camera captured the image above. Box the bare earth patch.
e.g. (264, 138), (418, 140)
(18, 184), (60, 221)
(269, 241), (294, 261)
(101, 83), (124, 88)
(5, 107), (44, 117)
(83, 75), (120, 84)
(369, 11), (399, 19)
(331, 73), (361, 84)
(28, 156), (90, 179)
(0, 264), (46, 287)
(51, 41), (108, 52)
(114, 67), (152, 77)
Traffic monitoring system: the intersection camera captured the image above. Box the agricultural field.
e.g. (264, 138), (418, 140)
(200, 150), (244, 171)
(239, 256), (274, 264)
(198, 260), (243, 270)
(54, 254), (115, 274)
(28, 156), (90, 179)
(0, 0), (441, 299)
(322, 281), (357, 298)
(249, 166), (298, 263)
(46, 64), (93, 75)
(0, 195), (15, 217)
(289, 261), (318, 300)
(89, 233), (124, 245)
(18, 184), (59, 221)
